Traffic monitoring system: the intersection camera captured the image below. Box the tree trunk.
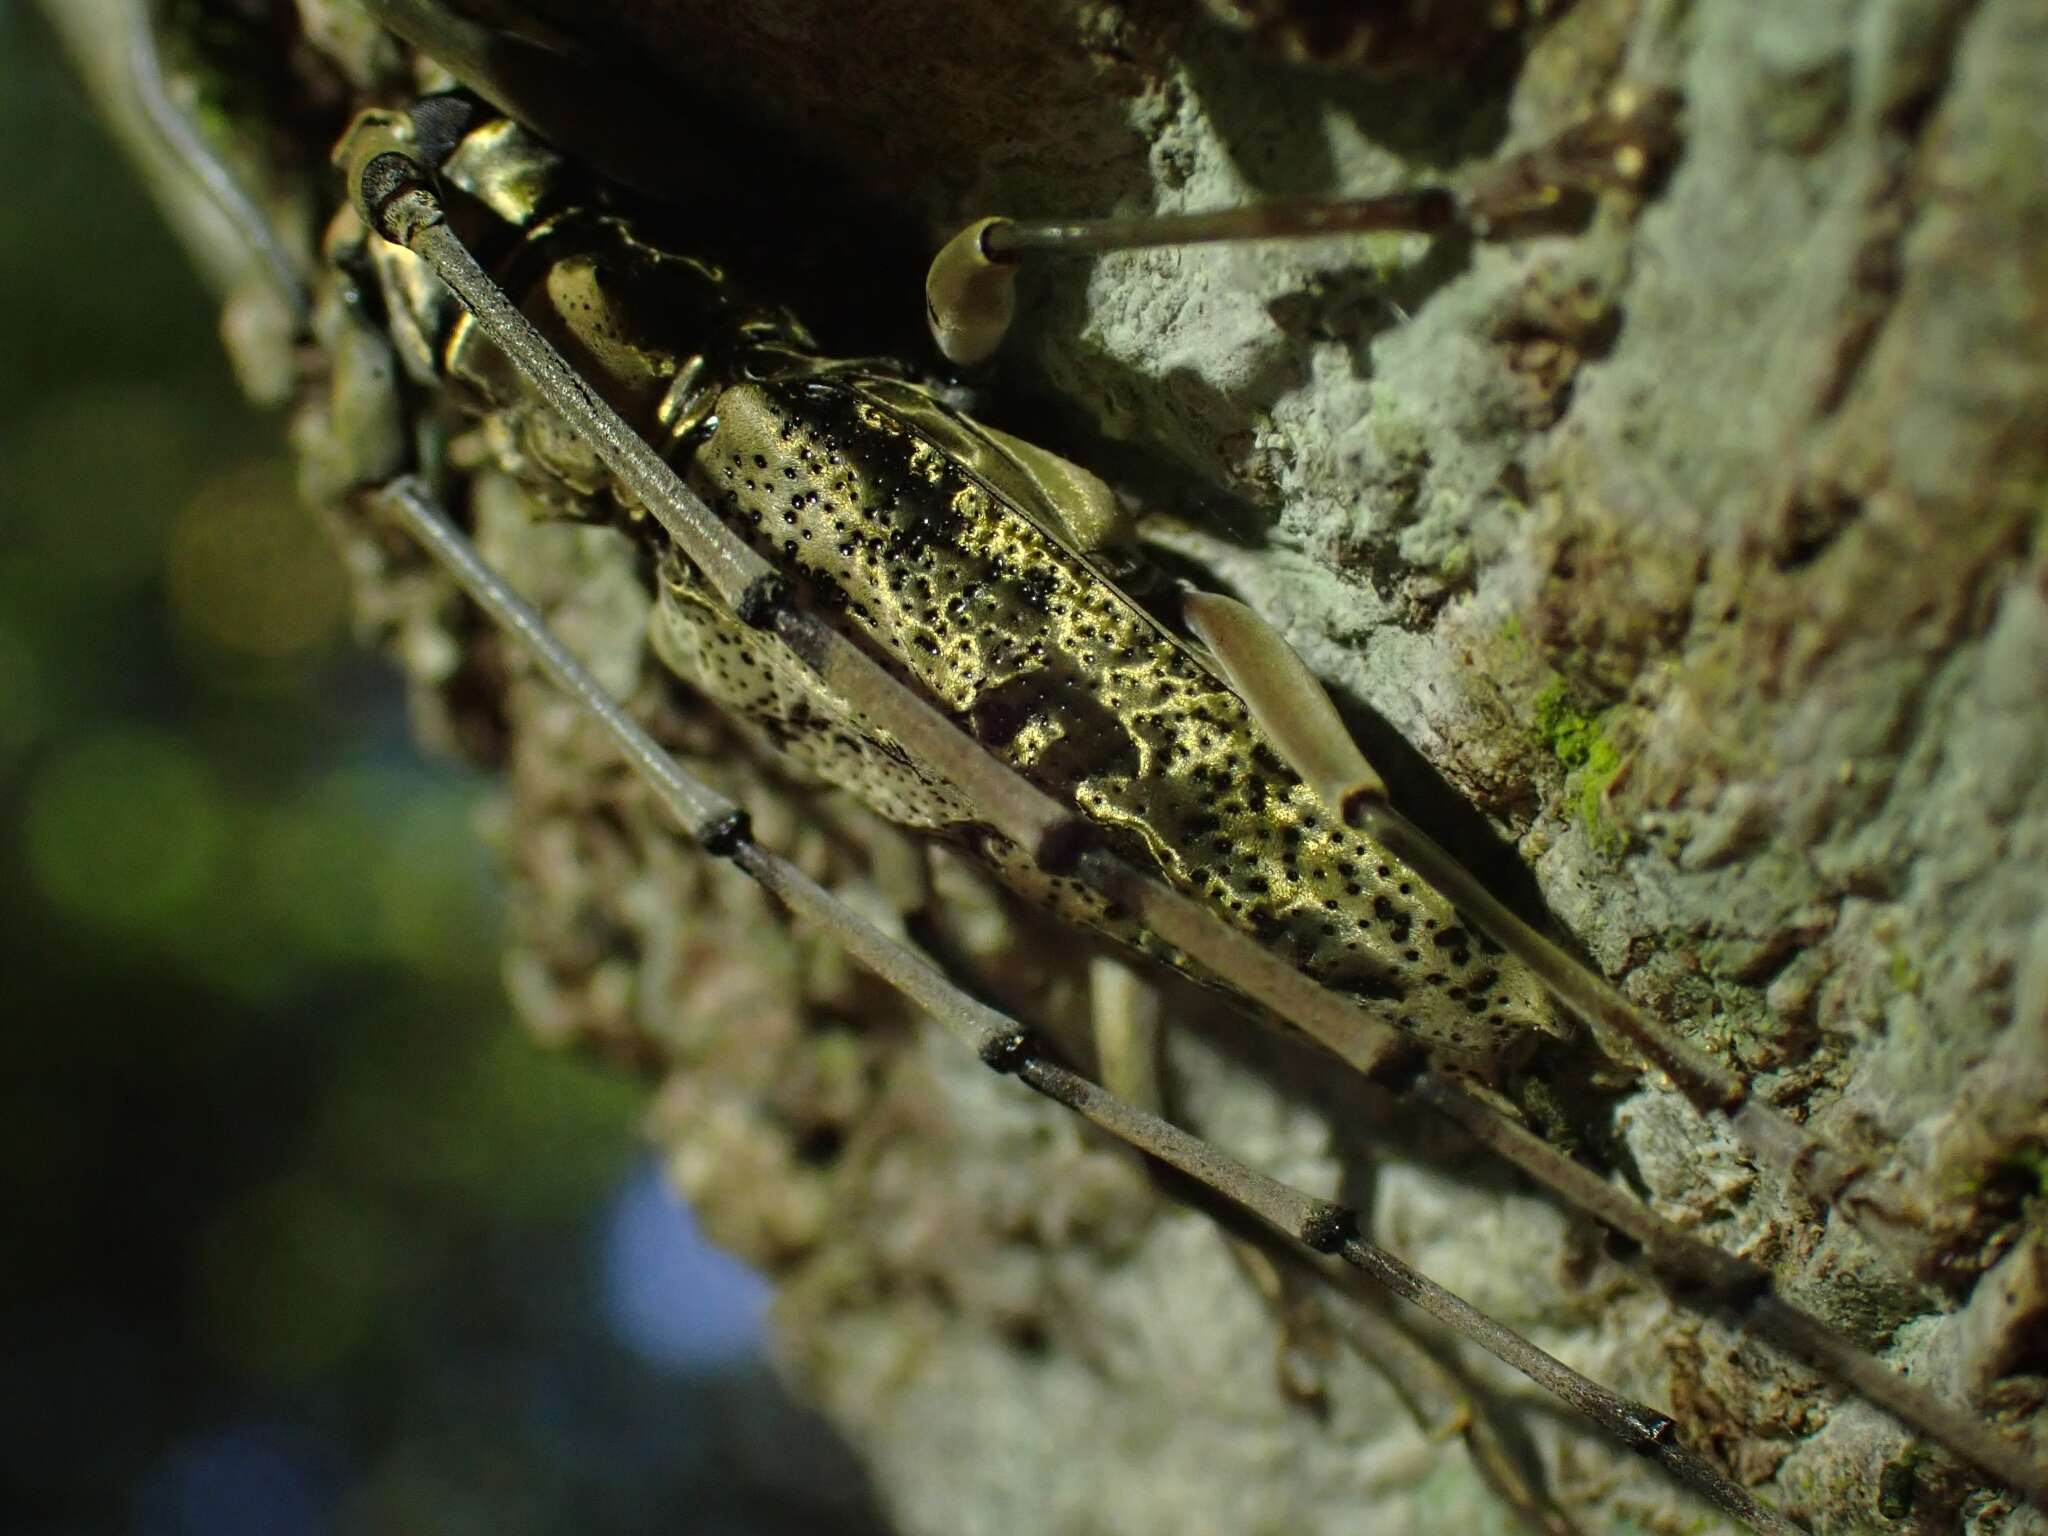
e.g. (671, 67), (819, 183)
(59, 1), (2048, 1531)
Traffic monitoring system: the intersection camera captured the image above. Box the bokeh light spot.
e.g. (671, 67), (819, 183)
(309, 1023), (639, 1222)
(8, 386), (191, 595)
(132, 1420), (339, 1536)
(195, 1178), (407, 1384)
(371, 785), (502, 982)
(0, 619), (49, 764)
(167, 460), (347, 660)
(600, 1161), (768, 1370)
(23, 727), (223, 933)
(248, 771), (400, 966)
(439, 1033), (640, 1219)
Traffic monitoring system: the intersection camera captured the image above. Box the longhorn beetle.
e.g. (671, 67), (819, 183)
(99, 0), (2048, 1532)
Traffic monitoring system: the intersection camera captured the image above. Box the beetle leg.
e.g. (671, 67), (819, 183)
(926, 190), (1459, 366)
(109, 0), (307, 406)
(1181, 585), (2048, 1510)
(1092, 951), (1348, 1408)
(925, 86), (1681, 363)
(1314, 1277), (1587, 1536)
(371, 472), (1804, 1533)
(1091, 953), (1590, 1536)
(1088, 954), (1167, 1119)
(297, 207), (410, 502)
(336, 120), (1414, 1084)
(338, 134), (2048, 1515)
(1181, 588), (1869, 1200)
(124, 0), (308, 326)
(1183, 591), (1387, 815)
(1091, 952), (1339, 1410)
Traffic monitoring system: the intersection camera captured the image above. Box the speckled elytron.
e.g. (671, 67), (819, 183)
(385, 110), (1563, 1075)
(64, 0), (2048, 1531)
(82, 0), (2048, 1523)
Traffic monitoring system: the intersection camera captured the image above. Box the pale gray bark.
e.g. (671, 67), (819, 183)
(65, 1), (2048, 1532)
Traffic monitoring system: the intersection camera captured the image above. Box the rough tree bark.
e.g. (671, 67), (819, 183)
(58, 1), (2048, 1532)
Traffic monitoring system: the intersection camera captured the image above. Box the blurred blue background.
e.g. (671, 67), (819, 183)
(1, 6), (891, 1532)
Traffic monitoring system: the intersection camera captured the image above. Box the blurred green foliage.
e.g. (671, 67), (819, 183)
(2, 7), (888, 1533)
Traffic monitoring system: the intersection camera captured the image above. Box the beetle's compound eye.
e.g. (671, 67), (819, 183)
(333, 108), (425, 235)
(926, 217), (1018, 366)
(407, 91), (488, 169)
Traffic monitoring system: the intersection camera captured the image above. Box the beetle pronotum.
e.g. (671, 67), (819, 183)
(92, 0), (2048, 1531)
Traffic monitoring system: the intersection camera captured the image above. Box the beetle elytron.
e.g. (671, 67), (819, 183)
(101, 1), (2048, 1531)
